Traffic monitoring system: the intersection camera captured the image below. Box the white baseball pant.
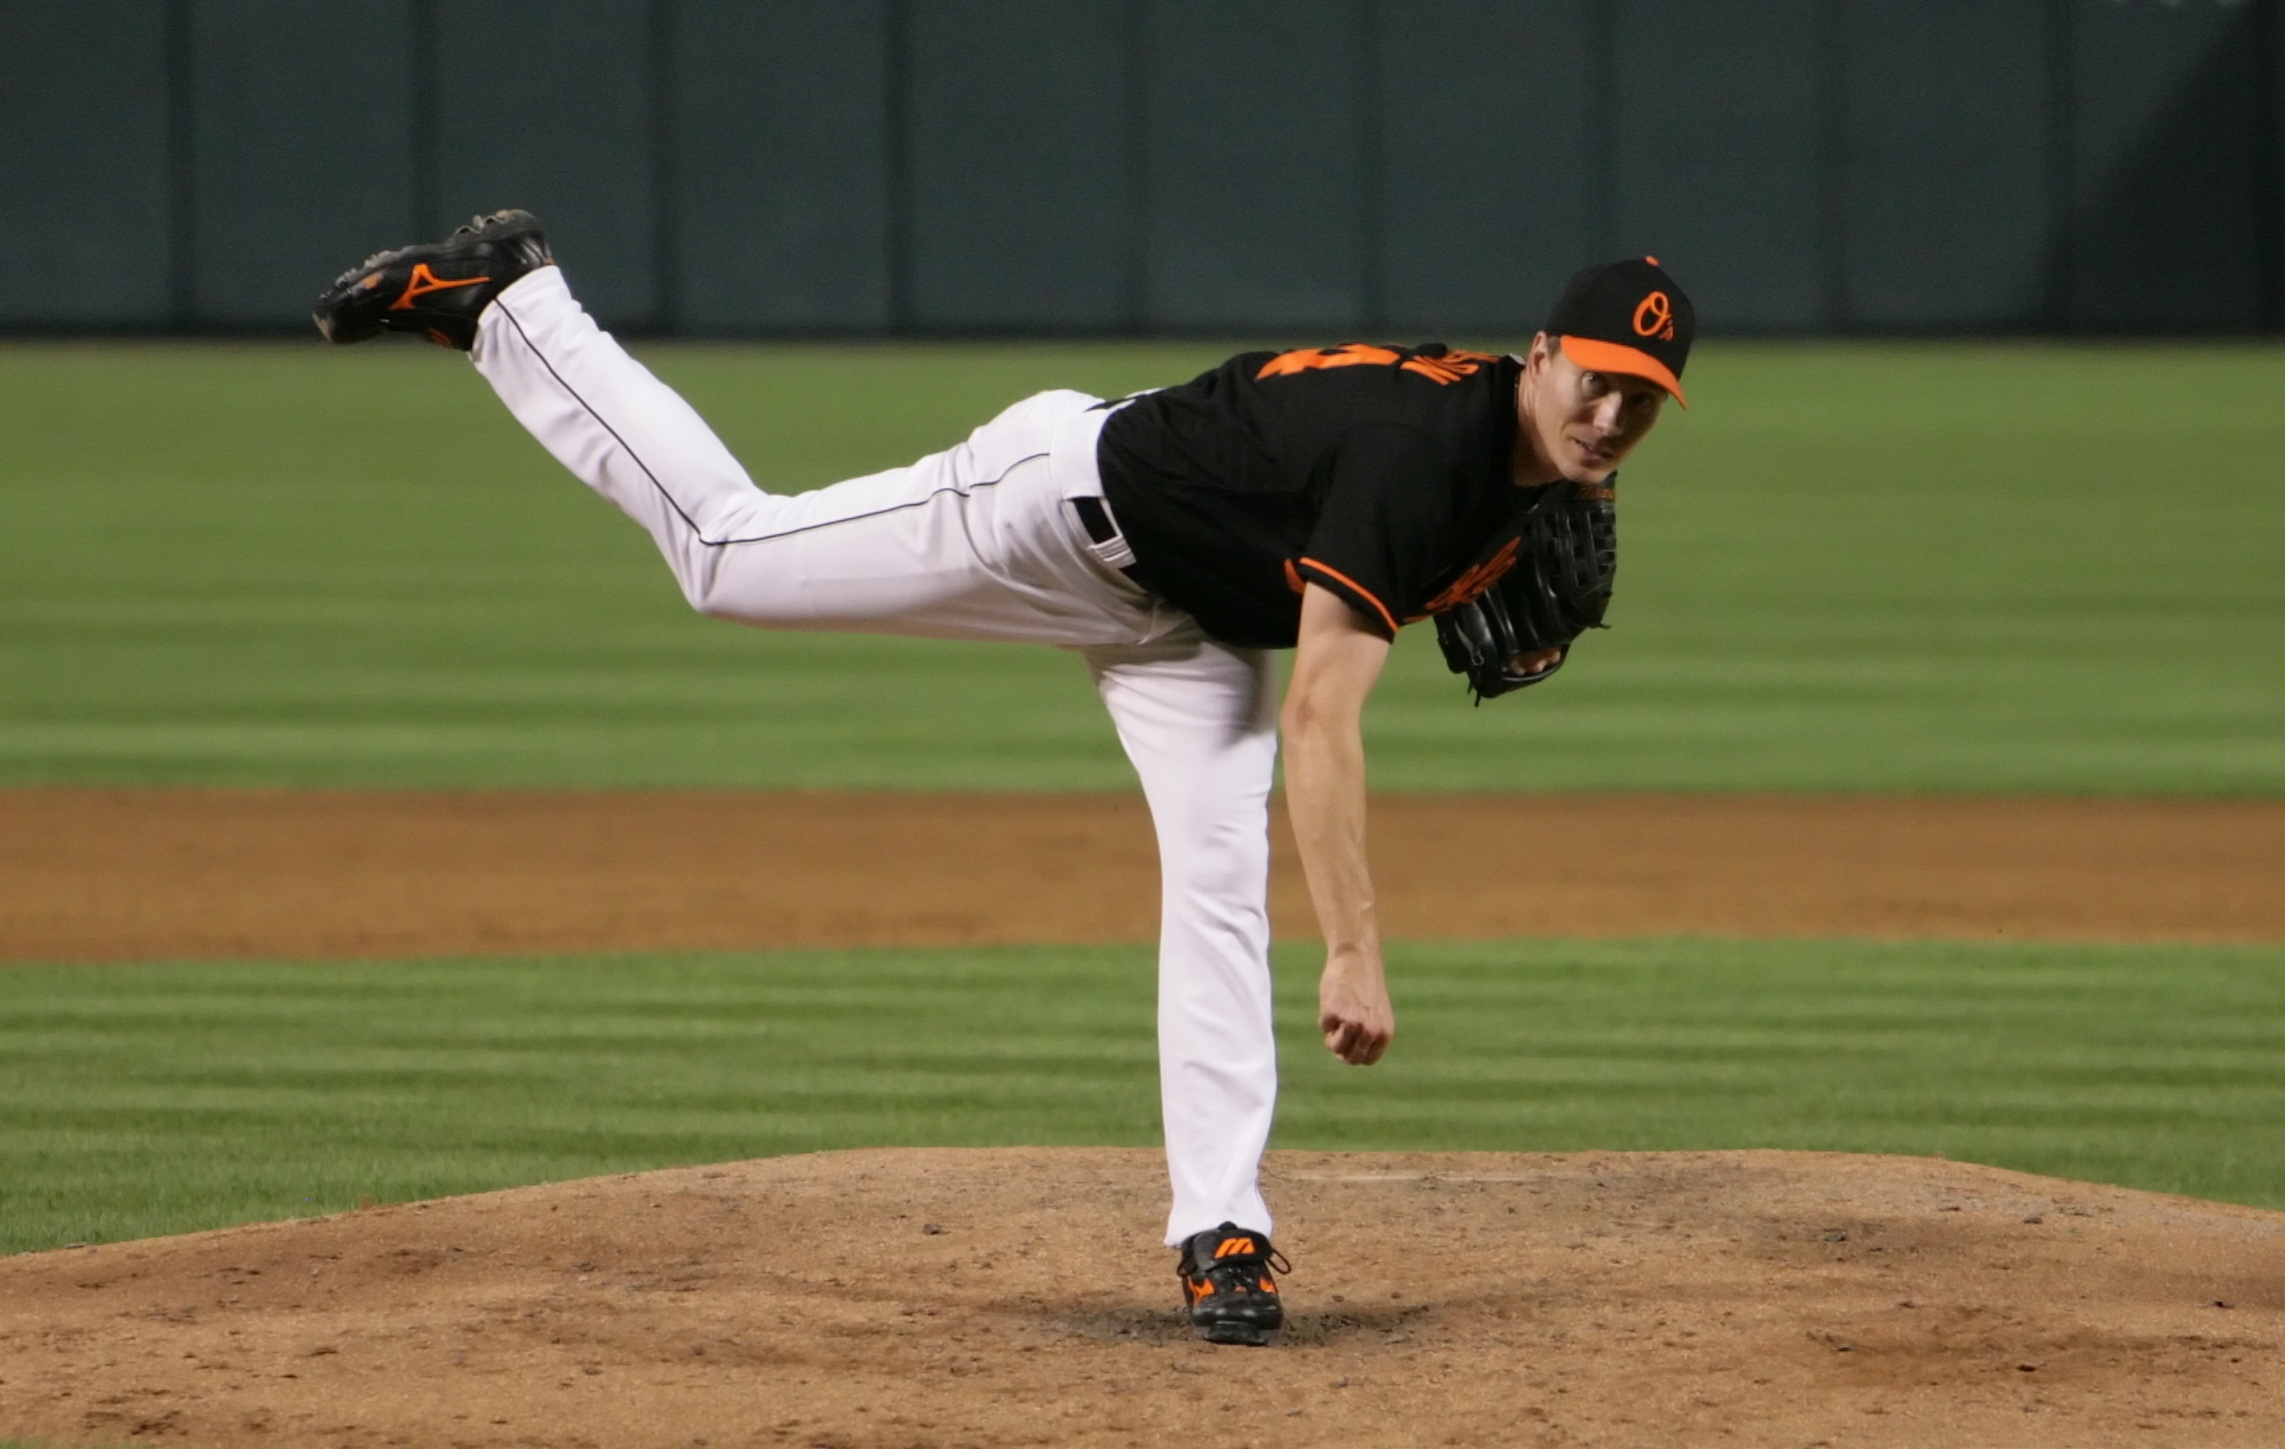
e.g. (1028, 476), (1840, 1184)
(470, 266), (1280, 1245)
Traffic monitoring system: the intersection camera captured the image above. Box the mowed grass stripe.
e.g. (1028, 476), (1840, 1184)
(1, 341), (2280, 791)
(2, 938), (2280, 1255)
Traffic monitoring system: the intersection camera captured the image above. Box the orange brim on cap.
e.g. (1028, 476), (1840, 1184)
(1560, 336), (1688, 408)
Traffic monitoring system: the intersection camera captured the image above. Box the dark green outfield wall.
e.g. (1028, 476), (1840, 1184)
(2, 0), (2279, 335)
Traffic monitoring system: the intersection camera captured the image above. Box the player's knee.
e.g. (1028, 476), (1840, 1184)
(675, 577), (716, 617)
(1162, 831), (1270, 903)
(671, 549), (730, 617)
(682, 578), (723, 617)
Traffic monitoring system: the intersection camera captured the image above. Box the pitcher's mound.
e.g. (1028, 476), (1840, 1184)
(4, 1150), (2281, 1449)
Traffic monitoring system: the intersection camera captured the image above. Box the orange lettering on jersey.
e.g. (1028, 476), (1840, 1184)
(1258, 343), (1498, 386)
(1256, 344), (1401, 379)
(1401, 348), (1499, 384)
(1421, 537), (1521, 614)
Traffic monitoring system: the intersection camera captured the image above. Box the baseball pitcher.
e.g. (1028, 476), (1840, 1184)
(314, 213), (1693, 1345)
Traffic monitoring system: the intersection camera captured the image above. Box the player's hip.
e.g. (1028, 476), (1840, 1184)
(698, 392), (1192, 647)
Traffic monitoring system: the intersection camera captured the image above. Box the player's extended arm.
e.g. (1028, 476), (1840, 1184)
(1283, 582), (1396, 1066)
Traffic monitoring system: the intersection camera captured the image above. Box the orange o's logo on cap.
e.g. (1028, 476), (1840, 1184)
(1632, 291), (1675, 341)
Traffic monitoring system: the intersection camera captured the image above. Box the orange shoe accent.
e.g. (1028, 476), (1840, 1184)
(1212, 1237), (1258, 1259)
(1187, 1278), (1215, 1302)
(1258, 1277), (1278, 1293)
(390, 262), (491, 311)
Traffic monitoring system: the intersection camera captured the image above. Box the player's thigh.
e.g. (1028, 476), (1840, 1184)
(687, 450), (990, 624)
(1085, 638), (1280, 823)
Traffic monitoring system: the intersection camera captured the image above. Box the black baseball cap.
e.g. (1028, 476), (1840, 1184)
(1543, 257), (1695, 407)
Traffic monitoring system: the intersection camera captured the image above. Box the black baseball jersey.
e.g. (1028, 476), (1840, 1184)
(1097, 343), (1528, 649)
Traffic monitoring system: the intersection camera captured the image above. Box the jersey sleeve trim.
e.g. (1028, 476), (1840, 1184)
(1295, 557), (1399, 637)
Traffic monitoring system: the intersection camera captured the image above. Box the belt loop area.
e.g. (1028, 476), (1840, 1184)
(1069, 494), (1141, 572)
(1049, 395), (1122, 502)
(1051, 393), (1147, 583)
(1072, 496), (1117, 545)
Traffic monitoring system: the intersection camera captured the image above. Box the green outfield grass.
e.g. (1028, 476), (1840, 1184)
(4, 937), (2280, 1255)
(0, 339), (2279, 792)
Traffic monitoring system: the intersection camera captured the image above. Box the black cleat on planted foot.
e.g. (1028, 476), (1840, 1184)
(313, 209), (553, 350)
(1176, 1222), (1288, 1345)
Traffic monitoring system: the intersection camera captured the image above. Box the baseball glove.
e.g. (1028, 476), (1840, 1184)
(1433, 480), (1617, 702)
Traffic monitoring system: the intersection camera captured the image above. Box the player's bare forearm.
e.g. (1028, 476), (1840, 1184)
(1283, 584), (1395, 1066)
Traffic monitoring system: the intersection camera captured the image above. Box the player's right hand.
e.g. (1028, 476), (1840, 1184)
(1319, 950), (1395, 1066)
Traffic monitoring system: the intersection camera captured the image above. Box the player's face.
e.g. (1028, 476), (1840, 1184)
(1518, 337), (1667, 484)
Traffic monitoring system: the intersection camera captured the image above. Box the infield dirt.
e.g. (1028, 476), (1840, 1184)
(5, 789), (2282, 961)
(3, 1148), (2281, 1449)
(5, 789), (2281, 1448)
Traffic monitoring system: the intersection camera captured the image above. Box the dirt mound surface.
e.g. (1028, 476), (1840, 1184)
(3, 1148), (2280, 1448)
(7, 790), (2282, 963)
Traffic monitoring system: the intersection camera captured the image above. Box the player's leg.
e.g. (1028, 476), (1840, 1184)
(469, 266), (1164, 647)
(468, 265), (760, 594)
(1082, 638), (1281, 1246)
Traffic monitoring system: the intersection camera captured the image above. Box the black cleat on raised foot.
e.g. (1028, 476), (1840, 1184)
(313, 209), (553, 350)
(1176, 1222), (1288, 1346)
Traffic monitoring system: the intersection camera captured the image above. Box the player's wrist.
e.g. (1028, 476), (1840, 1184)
(1319, 942), (1385, 980)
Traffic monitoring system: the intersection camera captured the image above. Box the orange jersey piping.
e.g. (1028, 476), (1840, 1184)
(1296, 558), (1398, 635)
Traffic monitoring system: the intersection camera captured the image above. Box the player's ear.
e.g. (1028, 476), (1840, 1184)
(1523, 332), (1553, 375)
